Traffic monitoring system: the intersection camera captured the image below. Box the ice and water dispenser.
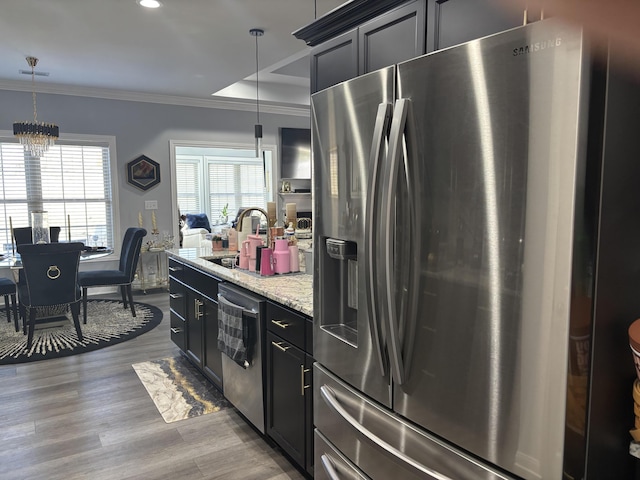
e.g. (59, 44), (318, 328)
(319, 238), (358, 347)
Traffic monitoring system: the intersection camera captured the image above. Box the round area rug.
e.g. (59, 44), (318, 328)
(0, 299), (162, 364)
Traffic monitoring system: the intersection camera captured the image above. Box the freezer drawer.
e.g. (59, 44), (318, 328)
(314, 363), (515, 480)
(315, 429), (370, 480)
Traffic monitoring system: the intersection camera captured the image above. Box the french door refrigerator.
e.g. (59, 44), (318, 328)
(312, 18), (640, 480)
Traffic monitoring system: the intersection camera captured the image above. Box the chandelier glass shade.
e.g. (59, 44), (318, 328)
(13, 56), (59, 158)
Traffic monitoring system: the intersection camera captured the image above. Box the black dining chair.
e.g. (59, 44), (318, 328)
(17, 242), (85, 350)
(0, 277), (19, 332)
(78, 227), (147, 324)
(13, 226), (62, 245)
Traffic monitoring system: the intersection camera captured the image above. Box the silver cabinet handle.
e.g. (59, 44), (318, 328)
(320, 454), (340, 480)
(365, 102), (392, 378)
(320, 385), (454, 480)
(300, 365), (311, 396)
(168, 266), (182, 272)
(169, 293), (182, 299)
(170, 327), (181, 334)
(271, 341), (290, 352)
(194, 299), (203, 320)
(271, 319), (290, 329)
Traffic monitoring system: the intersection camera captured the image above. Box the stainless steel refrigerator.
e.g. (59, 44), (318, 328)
(312, 18), (640, 480)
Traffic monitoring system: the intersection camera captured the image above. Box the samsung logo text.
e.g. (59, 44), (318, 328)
(513, 38), (562, 56)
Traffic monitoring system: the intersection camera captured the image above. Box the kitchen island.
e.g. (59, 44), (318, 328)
(166, 246), (315, 477)
(166, 246), (312, 316)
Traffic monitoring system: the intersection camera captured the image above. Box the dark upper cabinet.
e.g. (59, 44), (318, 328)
(432, 0), (529, 51)
(311, 29), (358, 94)
(310, 1), (426, 93)
(359, 0), (426, 74)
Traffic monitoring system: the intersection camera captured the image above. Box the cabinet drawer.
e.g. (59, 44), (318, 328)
(169, 278), (187, 318)
(267, 302), (307, 351)
(168, 258), (186, 282)
(170, 310), (186, 352)
(184, 266), (219, 300)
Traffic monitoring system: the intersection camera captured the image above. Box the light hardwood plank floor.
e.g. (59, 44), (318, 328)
(0, 291), (306, 480)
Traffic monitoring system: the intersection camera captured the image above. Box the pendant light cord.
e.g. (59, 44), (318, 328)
(255, 33), (260, 124)
(31, 62), (38, 123)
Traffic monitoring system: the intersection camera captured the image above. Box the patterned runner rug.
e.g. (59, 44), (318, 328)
(133, 355), (229, 423)
(0, 299), (162, 364)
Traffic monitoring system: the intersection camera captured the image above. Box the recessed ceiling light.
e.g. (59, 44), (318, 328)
(137, 0), (162, 8)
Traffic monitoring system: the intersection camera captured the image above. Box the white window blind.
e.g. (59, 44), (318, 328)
(0, 140), (114, 251)
(175, 146), (272, 225)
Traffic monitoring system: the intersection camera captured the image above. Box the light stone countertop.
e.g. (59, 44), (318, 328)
(166, 246), (313, 317)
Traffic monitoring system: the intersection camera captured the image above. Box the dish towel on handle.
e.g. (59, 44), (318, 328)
(217, 295), (251, 368)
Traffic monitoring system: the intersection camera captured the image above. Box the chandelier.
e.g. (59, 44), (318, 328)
(13, 56), (59, 158)
(250, 28), (264, 157)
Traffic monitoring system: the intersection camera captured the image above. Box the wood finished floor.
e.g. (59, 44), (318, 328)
(0, 291), (305, 480)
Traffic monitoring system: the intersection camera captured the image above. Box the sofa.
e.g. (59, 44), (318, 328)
(180, 213), (212, 248)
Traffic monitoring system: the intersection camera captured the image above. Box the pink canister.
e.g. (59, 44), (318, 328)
(273, 249), (290, 274)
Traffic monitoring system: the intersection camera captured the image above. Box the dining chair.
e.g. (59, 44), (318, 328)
(0, 277), (19, 332)
(17, 242), (85, 350)
(78, 227), (147, 324)
(12, 226), (62, 245)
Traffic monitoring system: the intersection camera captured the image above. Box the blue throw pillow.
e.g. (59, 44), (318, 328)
(185, 213), (211, 233)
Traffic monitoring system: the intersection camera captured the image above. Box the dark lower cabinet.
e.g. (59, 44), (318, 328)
(266, 301), (314, 476)
(169, 258), (223, 391)
(203, 296), (223, 390)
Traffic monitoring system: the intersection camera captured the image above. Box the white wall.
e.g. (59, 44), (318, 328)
(0, 89), (310, 258)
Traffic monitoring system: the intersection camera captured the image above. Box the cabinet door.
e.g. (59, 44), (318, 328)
(304, 353), (314, 476)
(359, 0), (426, 74)
(186, 289), (204, 368)
(267, 331), (307, 469)
(311, 29), (358, 94)
(433, 0), (526, 50)
(203, 296), (223, 390)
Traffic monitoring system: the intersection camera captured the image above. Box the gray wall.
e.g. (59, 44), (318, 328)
(0, 89), (310, 256)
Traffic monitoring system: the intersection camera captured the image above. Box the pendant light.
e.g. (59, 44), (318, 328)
(250, 28), (264, 158)
(13, 56), (59, 158)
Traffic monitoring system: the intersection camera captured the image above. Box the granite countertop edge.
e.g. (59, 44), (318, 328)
(166, 247), (313, 317)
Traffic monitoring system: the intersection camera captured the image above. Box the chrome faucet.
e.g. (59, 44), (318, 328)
(237, 207), (271, 246)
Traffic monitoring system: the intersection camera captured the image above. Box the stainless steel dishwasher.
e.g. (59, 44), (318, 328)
(217, 282), (266, 434)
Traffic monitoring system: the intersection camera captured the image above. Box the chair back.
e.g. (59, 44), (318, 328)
(13, 226), (62, 245)
(17, 242), (85, 307)
(49, 226), (61, 242)
(13, 227), (33, 246)
(119, 228), (147, 281)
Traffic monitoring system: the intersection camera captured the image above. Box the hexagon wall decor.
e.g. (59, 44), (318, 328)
(127, 155), (160, 191)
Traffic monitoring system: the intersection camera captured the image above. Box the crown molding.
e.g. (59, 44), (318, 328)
(0, 80), (310, 117)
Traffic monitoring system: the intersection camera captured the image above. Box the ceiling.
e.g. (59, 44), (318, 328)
(0, 0), (345, 111)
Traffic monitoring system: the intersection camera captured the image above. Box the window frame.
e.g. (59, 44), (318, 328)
(0, 130), (121, 260)
(170, 140), (276, 230)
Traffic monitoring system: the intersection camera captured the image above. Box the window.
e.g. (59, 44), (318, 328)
(173, 144), (273, 225)
(0, 133), (117, 252)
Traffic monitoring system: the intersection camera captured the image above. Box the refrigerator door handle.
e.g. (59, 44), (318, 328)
(365, 102), (392, 377)
(320, 385), (455, 480)
(383, 98), (418, 386)
(320, 454), (341, 480)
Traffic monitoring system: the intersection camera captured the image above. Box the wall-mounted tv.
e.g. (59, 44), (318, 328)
(280, 127), (311, 179)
